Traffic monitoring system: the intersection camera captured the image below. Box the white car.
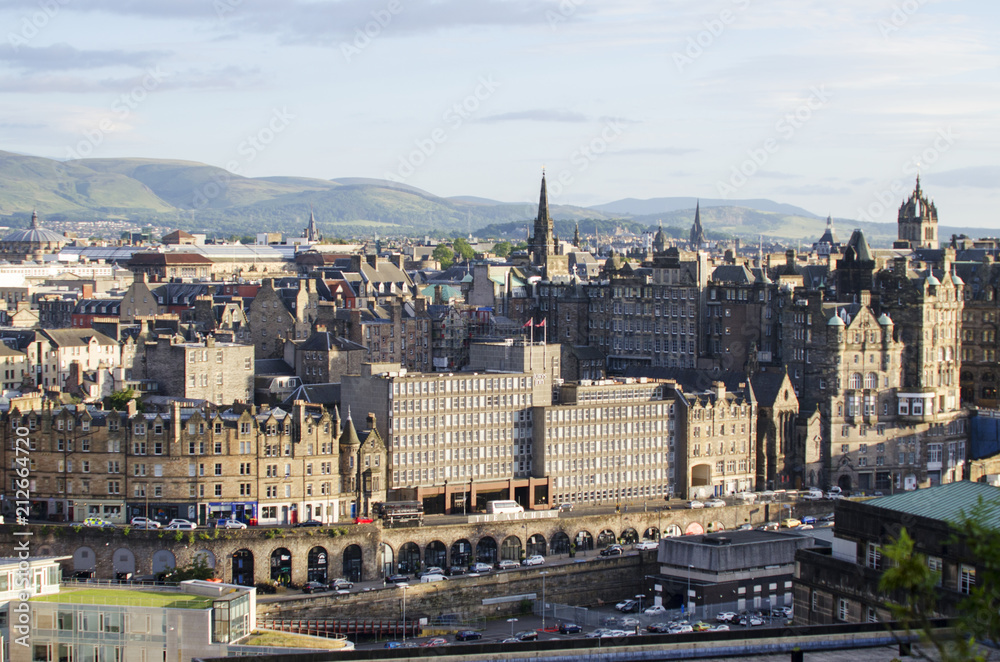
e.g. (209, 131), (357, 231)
(802, 491), (823, 501)
(669, 624), (694, 634)
(167, 519), (196, 528)
(523, 555), (545, 566)
(715, 611), (737, 623)
(644, 605), (667, 616)
(164, 521), (196, 530)
(634, 541), (659, 551)
(212, 519), (247, 529)
(711, 624), (730, 632)
(687, 500), (705, 509)
(704, 498), (726, 508)
(129, 517), (160, 529)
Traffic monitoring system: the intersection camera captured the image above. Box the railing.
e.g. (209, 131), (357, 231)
(258, 618), (421, 639)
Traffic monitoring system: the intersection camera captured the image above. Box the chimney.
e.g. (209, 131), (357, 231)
(860, 291), (871, 307)
(785, 249), (796, 267)
(81, 283), (94, 299)
(367, 412), (376, 429)
(366, 253), (380, 268)
(350, 254), (363, 272)
(206, 335), (215, 348)
(389, 254), (403, 269)
(713, 381), (726, 402)
(172, 400), (182, 441)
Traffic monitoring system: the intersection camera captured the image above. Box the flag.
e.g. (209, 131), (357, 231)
(522, 319), (533, 328)
(537, 318), (546, 327)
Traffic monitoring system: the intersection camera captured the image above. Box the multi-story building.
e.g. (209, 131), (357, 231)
(955, 255), (999, 408)
(291, 328), (367, 384)
(138, 335), (254, 404)
(0, 342), (28, 391)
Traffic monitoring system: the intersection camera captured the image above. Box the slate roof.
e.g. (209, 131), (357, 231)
(299, 332), (366, 353)
(867, 481), (1000, 531)
(254, 359), (294, 375)
(281, 383), (341, 408)
(751, 370), (790, 407)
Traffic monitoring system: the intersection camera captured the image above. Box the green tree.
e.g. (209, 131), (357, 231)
(107, 388), (144, 412)
(432, 244), (454, 268)
(492, 241), (512, 258)
(453, 237), (475, 261)
(158, 555), (214, 583)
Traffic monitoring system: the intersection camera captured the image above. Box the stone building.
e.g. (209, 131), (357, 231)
(0, 211), (68, 261)
(0, 342), (28, 391)
(127, 251), (214, 281)
(291, 328), (367, 384)
(245, 278), (321, 358)
(954, 255), (999, 408)
(895, 175), (939, 250)
(139, 335), (254, 405)
(751, 369), (800, 490)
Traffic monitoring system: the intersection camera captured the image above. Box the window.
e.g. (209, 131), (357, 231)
(866, 542), (881, 570)
(927, 556), (943, 587)
(838, 598), (849, 621)
(960, 565), (975, 594)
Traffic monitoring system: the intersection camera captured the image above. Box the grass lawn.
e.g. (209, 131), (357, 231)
(242, 630), (350, 650)
(31, 588), (212, 609)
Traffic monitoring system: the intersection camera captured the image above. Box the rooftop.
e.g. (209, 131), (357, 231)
(867, 481), (1000, 530)
(31, 587), (214, 609)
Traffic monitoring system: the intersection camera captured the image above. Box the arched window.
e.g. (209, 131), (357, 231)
(865, 373), (878, 390)
(849, 373), (863, 390)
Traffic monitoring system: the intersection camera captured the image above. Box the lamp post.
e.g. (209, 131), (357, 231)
(540, 571), (549, 632)
(507, 617), (518, 638)
(401, 584), (408, 642)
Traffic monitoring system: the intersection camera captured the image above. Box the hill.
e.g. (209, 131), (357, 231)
(590, 196), (820, 219)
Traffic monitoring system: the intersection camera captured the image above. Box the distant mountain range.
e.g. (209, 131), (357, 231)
(0, 151), (982, 246)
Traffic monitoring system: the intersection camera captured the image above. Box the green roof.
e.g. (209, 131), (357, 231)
(868, 481), (1000, 530)
(32, 588), (213, 609)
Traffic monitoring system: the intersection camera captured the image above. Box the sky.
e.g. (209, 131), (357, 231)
(1, 0), (999, 228)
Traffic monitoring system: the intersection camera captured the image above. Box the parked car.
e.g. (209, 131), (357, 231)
(798, 524), (814, 530)
(669, 624), (694, 634)
(498, 559), (520, 570)
(757, 522), (779, 531)
(619, 617), (641, 628)
(802, 490), (824, 501)
(163, 521), (196, 530)
(129, 517), (160, 529)
(825, 491), (843, 500)
(646, 622), (671, 633)
(301, 581), (328, 594)
(552, 502), (573, 512)
(738, 523), (754, 531)
(167, 518), (195, 528)
(614, 599), (633, 611)
(616, 599), (639, 613)
(558, 622), (582, 634)
(416, 566), (445, 578)
(585, 629), (612, 638)
(470, 562), (493, 573)
(715, 611), (737, 623)
(210, 518), (247, 529)
(421, 637), (448, 647)
(600, 545), (624, 557)
(634, 541), (659, 551)
(515, 630), (538, 641)
(294, 520), (323, 527)
(711, 624), (730, 632)
(687, 500), (705, 509)
(523, 554), (545, 566)
(800, 515), (817, 525)
(386, 574), (410, 584)
(83, 517), (114, 528)
(447, 565), (467, 576)
(739, 615), (765, 626)
(644, 605), (667, 616)
(454, 630), (482, 641)
(779, 518), (801, 528)
(704, 498), (726, 508)
(692, 621), (711, 631)
(329, 578), (353, 591)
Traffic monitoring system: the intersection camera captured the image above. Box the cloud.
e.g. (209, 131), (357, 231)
(925, 166), (1000, 189)
(0, 65), (261, 94)
(0, 43), (170, 71)
(776, 184), (852, 196)
(479, 109), (588, 123)
(605, 147), (698, 156)
(753, 171), (800, 180)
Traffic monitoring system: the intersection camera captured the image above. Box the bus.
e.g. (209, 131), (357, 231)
(376, 501), (424, 526)
(486, 500), (524, 514)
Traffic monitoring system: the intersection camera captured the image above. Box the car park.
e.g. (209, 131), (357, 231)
(644, 605), (667, 616)
(329, 578), (353, 591)
(83, 517), (114, 528)
(524, 554), (545, 566)
(704, 498), (726, 508)
(301, 581), (328, 594)
(455, 630), (482, 641)
(515, 630), (538, 641)
(558, 623), (582, 634)
(211, 518), (247, 529)
(687, 500), (705, 509)
(470, 562), (493, 573)
(600, 545), (624, 557)
(129, 517), (159, 529)
(498, 559), (520, 570)
(294, 520), (323, 527)
(634, 540), (659, 551)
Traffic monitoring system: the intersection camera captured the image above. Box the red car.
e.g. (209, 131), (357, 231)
(354, 517), (374, 524)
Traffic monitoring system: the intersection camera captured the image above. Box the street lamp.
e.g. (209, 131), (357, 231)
(507, 617), (518, 638)
(539, 571), (549, 632)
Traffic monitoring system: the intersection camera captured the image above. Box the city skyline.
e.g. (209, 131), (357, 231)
(1, 1), (998, 228)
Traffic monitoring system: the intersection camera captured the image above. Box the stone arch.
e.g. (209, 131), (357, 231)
(269, 548), (292, 585)
(379, 544), (394, 577)
(398, 542), (421, 574)
(684, 522), (704, 536)
(500, 535), (522, 561)
(643, 527), (659, 540)
(450, 539), (472, 567)
(475, 536), (498, 564)
(112, 548), (135, 578)
(663, 524), (682, 538)
(232, 549), (254, 586)
(193, 550), (216, 570)
(307, 546), (328, 583)
(343, 545), (363, 582)
(152, 550), (176, 575)
(425, 541), (447, 569)
(73, 546), (96, 573)
(620, 527), (639, 544)
(706, 521), (725, 533)
(691, 463), (712, 490)
(527, 533), (546, 557)
(837, 474), (852, 491)
(575, 530), (594, 552)
(550, 532), (570, 556)
(597, 529), (617, 547)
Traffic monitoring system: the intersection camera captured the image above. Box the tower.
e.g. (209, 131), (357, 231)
(689, 200), (706, 248)
(530, 171), (556, 267)
(652, 222), (667, 255)
(573, 221), (581, 249)
(305, 209), (320, 242)
(897, 176), (938, 249)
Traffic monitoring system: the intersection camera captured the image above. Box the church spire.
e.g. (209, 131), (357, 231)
(689, 200), (706, 248)
(530, 169), (555, 267)
(573, 221), (580, 248)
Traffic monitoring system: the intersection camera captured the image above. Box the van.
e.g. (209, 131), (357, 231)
(420, 574), (447, 583)
(486, 500), (524, 514)
(802, 489), (823, 501)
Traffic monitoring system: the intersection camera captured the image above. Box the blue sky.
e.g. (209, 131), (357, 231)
(2, 0), (998, 228)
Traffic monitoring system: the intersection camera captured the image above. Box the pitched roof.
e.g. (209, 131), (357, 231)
(41, 328), (117, 347)
(299, 332), (366, 353)
(868, 481), (1000, 531)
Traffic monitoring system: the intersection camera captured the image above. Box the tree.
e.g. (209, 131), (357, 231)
(453, 237), (475, 261)
(107, 388), (144, 412)
(158, 555), (214, 583)
(432, 244), (454, 268)
(492, 241), (512, 258)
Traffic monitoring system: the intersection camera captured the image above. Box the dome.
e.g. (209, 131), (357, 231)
(925, 274), (940, 286)
(950, 272), (964, 285)
(827, 314), (845, 327)
(2, 211), (67, 245)
(877, 313), (893, 326)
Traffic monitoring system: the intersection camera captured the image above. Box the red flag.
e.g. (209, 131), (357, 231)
(522, 319), (533, 328)
(537, 318), (546, 327)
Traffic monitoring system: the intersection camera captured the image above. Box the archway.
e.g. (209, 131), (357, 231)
(270, 548), (292, 585)
(500, 536), (522, 561)
(575, 530), (594, 552)
(550, 532), (570, 556)
(684, 522), (704, 536)
(152, 550), (176, 575)
(706, 521), (725, 533)
(232, 549), (254, 586)
(837, 475), (852, 492)
(380, 544), (394, 577)
(73, 547), (96, 574)
(425, 541), (447, 569)
(399, 542), (421, 574)
(691, 463), (712, 488)
(643, 527), (659, 540)
(597, 529), (617, 548)
(112, 548), (135, 580)
(476, 537), (498, 564)
(450, 539), (472, 567)
(620, 527), (639, 544)
(193, 550), (216, 570)
(527, 533), (546, 557)
(343, 545), (363, 582)
(663, 524), (682, 538)
(307, 547), (329, 583)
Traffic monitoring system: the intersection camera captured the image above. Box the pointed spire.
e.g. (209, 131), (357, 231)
(689, 200), (706, 247)
(573, 221), (580, 248)
(826, 214), (833, 228)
